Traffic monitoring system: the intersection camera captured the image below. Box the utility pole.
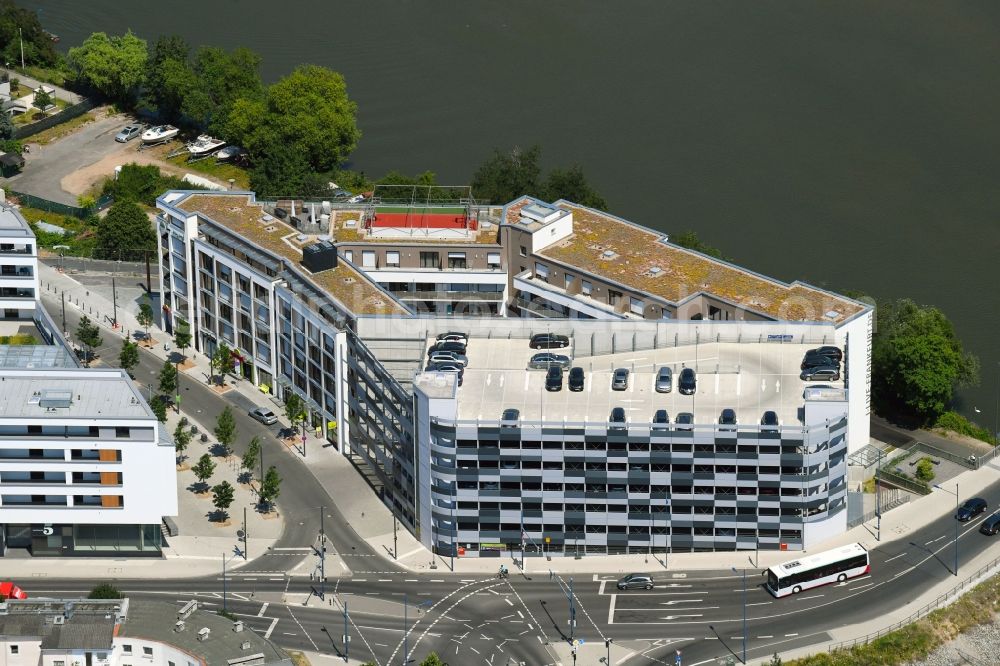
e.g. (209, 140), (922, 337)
(111, 276), (118, 328)
(319, 505), (326, 599)
(18, 27), (24, 69)
(243, 506), (248, 560)
(393, 513), (398, 560)
(343, 600), (349, 663)
(731, 567), (747, 664)
(605, 638), (612, 665)
(568, 577), (576, 643)
(403, 593), (408, 665)
(60, 291), (66, 333)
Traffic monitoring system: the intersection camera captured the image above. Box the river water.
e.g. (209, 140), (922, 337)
(25, 1), (1000, 429)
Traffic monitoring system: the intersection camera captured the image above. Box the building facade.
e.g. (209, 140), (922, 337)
(156, 190), (873, 556)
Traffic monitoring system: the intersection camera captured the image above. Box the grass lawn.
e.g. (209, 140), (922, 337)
(26, 110), (100, 145)
(17, 65), (71, 88)
(17, 206), (97, 256)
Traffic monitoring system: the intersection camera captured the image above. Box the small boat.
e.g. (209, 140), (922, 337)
(44, 31), (59, 43)
(215, 145), (245, 162)
(141, 125), (179, 144)
(187, 134), (226, 157)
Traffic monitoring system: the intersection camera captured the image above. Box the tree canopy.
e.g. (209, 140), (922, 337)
(471, 145), (607, 208)
(872, 298), (979, 424)
(94, 200), (155, 261)
(183, 46), (263, 135)
(141, 35), (193, 122)
(670, 230), (727, 260)
(67, 31), (147, 103)
(0, 1), (59, 67)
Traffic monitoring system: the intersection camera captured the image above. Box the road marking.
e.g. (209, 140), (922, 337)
(853, 582), (875, 590)
(285, 606), (318, 650)
(759, 635), (773, 638)
(264, 617), (279, 639)
(404, 579), (418, 583)
(746, 601), (772, 607)
(607, 593), (617, 625)
(272, 547), (312, 551)
(504, 598), (514, 606)
(257, 602), (269, 617)
(353, 579), (367, 582)
(797, 595), (823, 601)
(925, 535), (946, 545)
(378, 579), (393, 582)
(430, 579), (444, 583)
(517, 611), (524, 619)
(785, 633), (799, 637)
(884, 552), (907, 562)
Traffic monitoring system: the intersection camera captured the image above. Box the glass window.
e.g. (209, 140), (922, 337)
(487, 252), (501, 267)
(534, 263), (549, 279)
(519, 245), (527, 257)
(581, 280), (592, 295)
(630, 297), (644, 315)
(564, 274), (575, 289)
(362, 251), (376, 268)
(419, 252), (440, 268)
(386, 251), (400, 267)
(447, 252), (467, 269)
(344, 251), (353, 263)
(144, 647), (154, 656)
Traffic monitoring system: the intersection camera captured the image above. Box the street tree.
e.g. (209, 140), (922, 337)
(211, 480), (236, 521)
(31, 86), (52, 111)
(214, 406), (237, 457)
(158, 359), (177, 397)
(228, 64), (360, 172)
(141, 35), (193, 122)
(173, 420), (191, 464)
(118, 338), (139, 376)
(192, 453), (216, 491)
(87, 583), (122, 599)
(94, 200), (156, 262)
(241, 436), (260, 484)
(183, 46), (263, 135)
(136, 298), (154, 343)
(76, 315), (102, 366)
(283, 392), (306, 439)
(259, 465), (281, 511)
(211, 342), (234, 386)
(872, 298), (980, 423)
(173, 319), (192, 362)
(419, 655), (445, 666)
(67, 31), (148, 104)
(149, 395), (168, 422)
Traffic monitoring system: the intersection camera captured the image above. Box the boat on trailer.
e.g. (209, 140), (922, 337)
(141, 125), (179, 144)
(216, 145), (245, 162)
(187, 134), (226, 158)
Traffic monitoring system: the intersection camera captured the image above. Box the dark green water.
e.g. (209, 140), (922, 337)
(26, 1), (1000, 430)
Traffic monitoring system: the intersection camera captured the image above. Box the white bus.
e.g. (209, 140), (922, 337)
(766, 543), (870, 597)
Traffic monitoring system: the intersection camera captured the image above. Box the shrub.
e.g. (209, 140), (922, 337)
(915, 457), (935, 482)
(935, 411), (996, 446)
(88, 583), (122, 599)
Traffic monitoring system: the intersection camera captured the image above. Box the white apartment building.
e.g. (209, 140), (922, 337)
(0, 199), (39, 322)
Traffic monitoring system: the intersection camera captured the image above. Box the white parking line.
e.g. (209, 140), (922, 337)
(257, 602), (269, 617)
(607, 593), (616, 624)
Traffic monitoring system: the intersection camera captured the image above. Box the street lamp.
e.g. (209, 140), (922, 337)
(933, 483), (960, 576)
(731, 567), (747, 664)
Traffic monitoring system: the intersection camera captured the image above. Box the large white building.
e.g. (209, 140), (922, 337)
(156, 189), (872, 556)
(0, 201), (177, 557)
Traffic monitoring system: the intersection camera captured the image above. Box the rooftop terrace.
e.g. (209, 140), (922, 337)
(508, 198), (866, 324)
(173, 193), (408, 317)
(330, 209), (501, 245)
(0, 369), (152, 419)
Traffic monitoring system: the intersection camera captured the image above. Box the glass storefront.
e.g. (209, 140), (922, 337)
(0, 524), (162, 556)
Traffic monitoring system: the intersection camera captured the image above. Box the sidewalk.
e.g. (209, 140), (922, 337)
(36, 263), (1000, 575)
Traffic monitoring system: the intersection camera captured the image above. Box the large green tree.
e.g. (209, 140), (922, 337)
(214, 406), (237, 457)
(118, 338), (139, 375)
(670, 230), (727, 260)
(211, 480), (236, 521)
(259, 465), (281, 511)
(247, 136), (330, 198)
(158, 359), (177, 397)
(141, 35), (194, 121)
(192, 453), (216, 491)
(67, 31), (147, 104)
(543, 165), (607, 210)
(228, 64), (360, 172)
(471, 145), (608, 209)
(95, 200), (155, 262)
(183, 46), (263, 135)
(0, 1), (59, 68)
(872, 299), (980, 423)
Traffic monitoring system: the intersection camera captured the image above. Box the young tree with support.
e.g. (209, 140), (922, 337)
(158, 360), (177, 407)
(241, 436), (260, 484)
(212, 342), (235, 386)
(259, 465), (281, 512)
(136, 298), (154, 345)
(118, 339), (139, 376)
(76, 315), (103, 366)
(214, 406), (237, 458)
(211, 480), (236, 522)
(173, 320), (192, 362)
(283, 392), (307, 447)
(173, 421), (191, 465)
(192, 453), (216, 492)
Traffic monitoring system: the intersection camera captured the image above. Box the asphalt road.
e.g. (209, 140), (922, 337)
(36, 288), (1000, 664)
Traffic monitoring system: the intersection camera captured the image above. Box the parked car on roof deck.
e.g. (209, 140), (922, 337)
(545, 366), (563, 391)
(529, 333), (570, 349)
(528, 353), (571, 370)
(568, 367), (585, 391)
(800, 366), (840, 381)
(809, 346), (843, 363)
(611, 368), (629, 391)
(428, 351), (468, 367)
(655, 366), (673, 393)
(678, 368), (697, 395)
(436, 331), (468, 343)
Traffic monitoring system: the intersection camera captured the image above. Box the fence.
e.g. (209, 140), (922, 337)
(826, 550), (1000, 653)
(13, 98), (98, 141)
(8, 189), (113, 218)
(877, 468), (930, 495)
(846, 490), (910, 529)
(975, 444), (1000, 468)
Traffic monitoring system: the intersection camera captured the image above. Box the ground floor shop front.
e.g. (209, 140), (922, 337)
(0, 523), (163, 556)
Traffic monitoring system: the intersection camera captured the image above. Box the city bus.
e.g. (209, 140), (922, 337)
(765, 542), (870, 597)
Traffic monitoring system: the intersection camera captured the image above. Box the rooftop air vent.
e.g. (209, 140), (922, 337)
(824, 310), (841, 320)
(296, 234), (308, 243)
(648, 266), (662, 276)
(344, 219), (357, 228)
(600, 250), (618, 260)
(197, 627), (210, 641)
(301, 241), (338, 273)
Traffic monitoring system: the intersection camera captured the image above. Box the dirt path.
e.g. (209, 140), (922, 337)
(59, 140), (231, 197)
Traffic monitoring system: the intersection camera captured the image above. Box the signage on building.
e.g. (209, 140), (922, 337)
(32, 525), (54, 536)
(766, 334), (793, 342)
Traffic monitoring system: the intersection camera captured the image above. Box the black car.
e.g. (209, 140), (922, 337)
(800, 366), (841, 381)
(674, 412), (694, 431)
(568, 366), (585, 391)
(529, 333), (570, 349)
(980, 512), (1000, 536)
(609, 407), (627, 429)
(719, 408), (737, 430)
(801, 353), (839, 370)
(545, 366), (563, 391)
(500, 408), (520, 428)
(809, 346), (843, 363)
(678, 368), (697, 395)
(652, 409), (670, 429)
(761, 411), (779, 427)
(436, 331), (468, 343)
(428, 341), (467, 356)
(957, 498), (987, 522)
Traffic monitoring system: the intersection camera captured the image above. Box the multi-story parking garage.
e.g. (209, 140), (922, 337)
(156, 189), (872, 556)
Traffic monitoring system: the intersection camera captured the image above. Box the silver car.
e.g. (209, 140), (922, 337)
(528, 353), (571, 370)
(655, 366), (672, 393)
(249, 407), (278, 425)
(428, 351), (468, 367)
(115, 124), (143, 142)
(611, 368), (629, 391)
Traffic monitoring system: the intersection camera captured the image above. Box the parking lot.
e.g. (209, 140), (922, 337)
(437, 339), (845, 427)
